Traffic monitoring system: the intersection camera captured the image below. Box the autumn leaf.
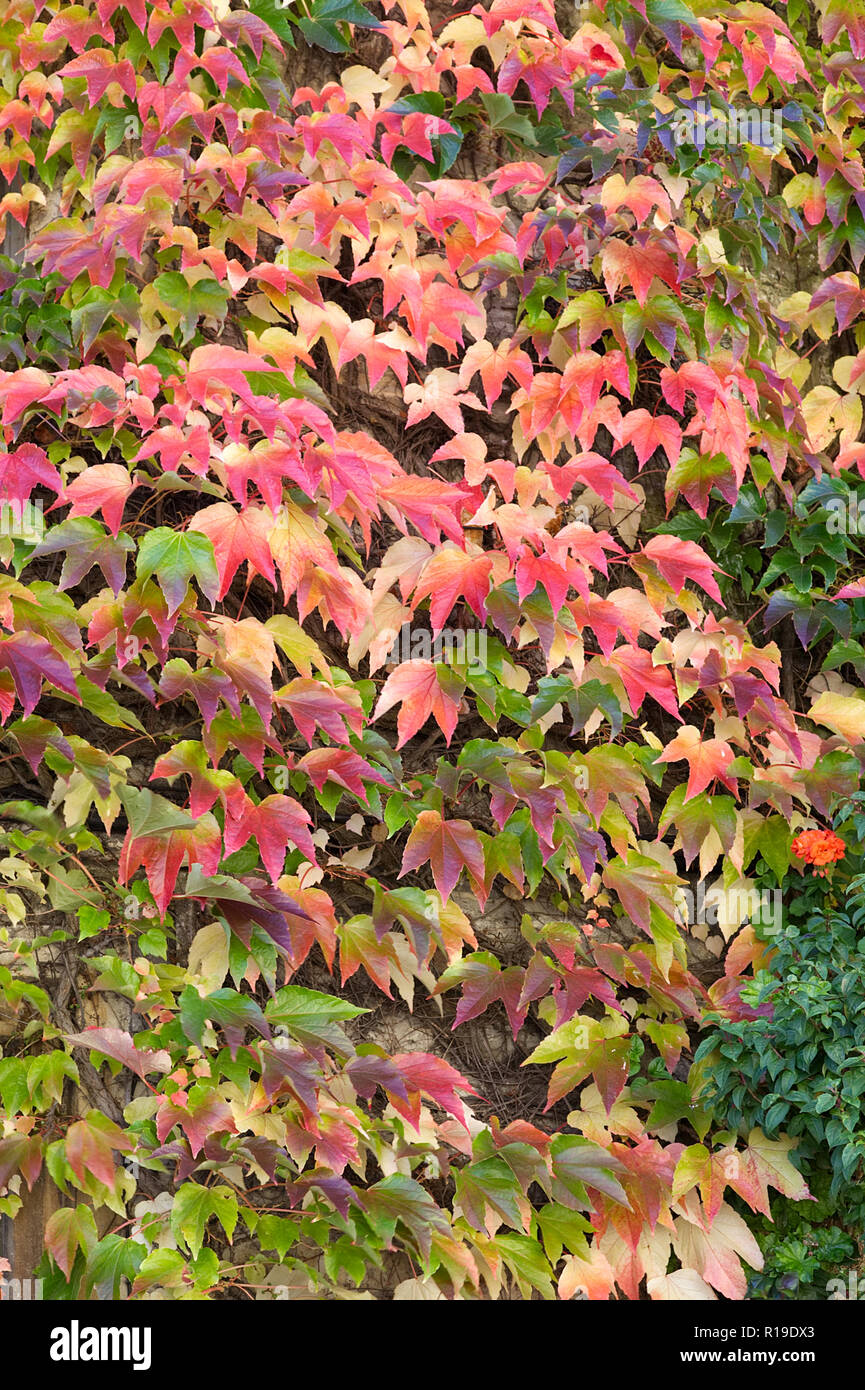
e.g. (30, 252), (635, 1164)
(433, 950), (527, 1036)
(618, 409), (682, 468)
(117, 786), (222, 915)
(65, 1112), (134, 1193)
(639, 534), (722, 603)
(601, 238), (680, 306)
(374, 660), (465, 747)
(723, 1129), (810, 1217)
(297, 747), (389, 801)
(656, 725), (737, 801)
(223, 793), (318, 884)
(65, 1027), (171, 1082)
(275, 677), (364, 744)
(411, 545), (496, 630)
(399, 808), (486, 902)
(30, 517), (135, 595)
(188, 503), (276, 600)
(44, 1206), (98, 1280)
(390, 1052), (480, 1131)
(61, 463), (137, 537)
(809, 690), (865, 744)
(672, 1195), (763, 1300)
(0, 633), (80, 717)
(602, 851), (684, 933)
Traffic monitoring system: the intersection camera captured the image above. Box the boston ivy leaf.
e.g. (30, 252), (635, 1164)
(179, 985), (270, 1055)
(170, 1183), (238, 1260)
(29, 517), (134, 595)
(136, 527), (220, 617)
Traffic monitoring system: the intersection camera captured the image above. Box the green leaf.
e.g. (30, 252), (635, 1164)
(45, 1205), (99, 1280)
(73, 677), (146, 733)
(495, 1232), (555, 1299)
(179, 985), (270, 1051)
(131, 1247), (187, 1294)
(296, 17), (350, 50)
(266, 983), (368, 1053)
(455, 1155), (527, 1232)
(310, 0), (384, 24)
(138, 927), (167, 958)
(481, 93), (536, 143)
(535, 1203), (592, 1265)
(364, 1175), (448, 1263)
(117, 784), (195, 837)
(756, 816), (792, 885)
(549, 1135), (630, 1207)
(153, 272), (229, 345)
(256, 1213), (299, 1261)
(136, 527), (219, 615)
(248, 0), (296, 44)
(77, 904), (111, 941)
(0, 1057), (29, 1114)
(171, 1184), (238, 1259)
(84, 1234), (146, 1299)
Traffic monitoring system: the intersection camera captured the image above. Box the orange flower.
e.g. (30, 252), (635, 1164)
(791, 828), (846, 877)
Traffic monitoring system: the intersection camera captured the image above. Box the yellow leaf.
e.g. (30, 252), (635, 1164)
(801, 384), (841, 451)
(340, 65), (390, 116)
(267, 614), (332, 679)
(775, 345), (811, 390)
(187, 923), (229, 994)
(810, 690), (865, 744)
(647, 1268), (716, 1300)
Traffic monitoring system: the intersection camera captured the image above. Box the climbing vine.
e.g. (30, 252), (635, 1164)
(0, 0), (863, 1301)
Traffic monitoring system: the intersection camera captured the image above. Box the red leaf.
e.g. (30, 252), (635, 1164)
(605, 643), (681, 720)
(44, 1206), (96, 1279)
(188, 503), (276, 600)
(374, 660), (464, 747)
(0, 444), (63, 502)
(435, 952), (527, 1037)
(58, 49), (136, 103)
(297, 748), (389, 801)
(411, 546), (496, 630)
(0, 1134), (43, 1192)
(390, 1052), (480, 1130)
(65, 1027), (171, 1081)
(0, 633), (80, 717)
(602, 239), (679, 306)
(156, 1090), (235, 1157)
(618, 409), (682, 468)
(119, 812), (222, 917)
(0, 370), (51, 427)
(543, 451), (637, 506)
(640, 534), (722, 604)
(224, 794), (318, 884)
(65, 1114), (132, 1191)
(656, 725), (737, 801)
(274, 677), (363, 744)
(400, 808), (486, 902)
(159, 659), (240, 730)
(337, 916), (400, 996)
(61, 463), (135, 536)
(378, 476), (470, 546)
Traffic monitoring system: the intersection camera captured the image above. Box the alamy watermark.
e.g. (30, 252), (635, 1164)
(384, 624), (488, 672)
(0, 498), (43, 543)
(49, 1320), (151, 1370)
(673, 102), (784, 150)
(674, 882), (783, 936)
(827, 1270), (865, 1300)
(825, 491), (865, 533)
(0, 1274), (43, 1300)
